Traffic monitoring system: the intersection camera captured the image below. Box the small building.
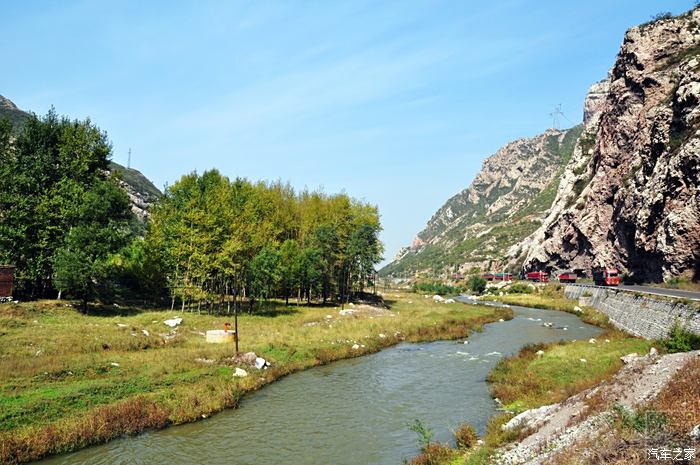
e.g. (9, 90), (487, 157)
(0, 266), (16, 299)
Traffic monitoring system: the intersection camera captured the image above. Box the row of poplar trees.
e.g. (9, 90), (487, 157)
(0, 110), (383, 311)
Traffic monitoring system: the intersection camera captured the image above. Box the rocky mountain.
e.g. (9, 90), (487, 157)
(384, 7), (700, 282)
(0, 95), (161, 223)
(523, 8), (700, 282)
(382, 124), (583, 276)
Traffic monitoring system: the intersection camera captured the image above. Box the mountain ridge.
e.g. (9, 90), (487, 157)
(383, 6), (700, 282)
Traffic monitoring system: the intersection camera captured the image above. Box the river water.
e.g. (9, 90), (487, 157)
(39, 302), (601, 465)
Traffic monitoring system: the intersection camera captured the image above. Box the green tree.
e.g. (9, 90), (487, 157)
(52, 181), (133, 311)
(468, 275), (487, 294)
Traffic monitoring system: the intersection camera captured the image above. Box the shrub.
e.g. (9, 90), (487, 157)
(507, 283), (533, 294)
(407, 442), (453, 465)
(412, 282), (462, 296)
(408, 419), (434, 451)
(661, 321), (700, 353)
(610, 404), (667, 435)
(454, 422), (478, 449)
(468, 276), (487, 294)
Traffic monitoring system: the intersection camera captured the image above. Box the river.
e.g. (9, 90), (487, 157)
(39, 302), (601, 465)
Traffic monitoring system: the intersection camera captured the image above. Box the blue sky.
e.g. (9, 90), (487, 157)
(1, 0), (695, 266)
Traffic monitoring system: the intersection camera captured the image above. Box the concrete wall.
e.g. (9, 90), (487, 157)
(564, 284), (700, 340)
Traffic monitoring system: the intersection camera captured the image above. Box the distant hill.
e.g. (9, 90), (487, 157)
(0, 94), (30, 129)
(0, 94), (161, 221)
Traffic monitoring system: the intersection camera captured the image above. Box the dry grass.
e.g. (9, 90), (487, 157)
(0, 291), (510, 464)
(549, 356), (700, 465)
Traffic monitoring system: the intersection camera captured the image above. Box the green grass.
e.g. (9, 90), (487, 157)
(0, 292), (510, 464)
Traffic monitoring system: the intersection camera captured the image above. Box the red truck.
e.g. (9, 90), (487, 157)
(592, 267), (621, 286)
(558, 272), (578, 283)
(481, 273), (495, 281)
(526, 271), (549, 282)
(494, 272), (513, 281)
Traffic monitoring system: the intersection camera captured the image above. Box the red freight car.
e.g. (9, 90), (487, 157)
(481, 273), (495, 281)
(526, 271), (549, 282)
(558, 272), (578, 283)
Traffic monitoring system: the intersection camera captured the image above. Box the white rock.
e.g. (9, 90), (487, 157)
(690, 424), (700, 440)
(378, 333), (386, 339)
(141, 329), (150, 337)
(325, 314), (333, 319)
(588, 338), (596, 344)
(574, 306), (583, 313)
(605, 339), (610, 343)
(621, 353), (639, 364)
(580, 358), (587, 363)
(339, 309), (355, 316)
(463, 340), (469, 345)
(233, 367), (248, 377)
(116, 323), (128, 328)
(255, 357), (267, 369)
(649, 347), (659, 358)
(432, 295), (444, 301)
(110, 362), (120, 367)
(499, 319), (504, 322)
(164, 317), (183, 328)
(477, 439), (484, 446)
(444, 298), (455, 304)
(502, 404), (556, 431)
(536, 350), (545, 357)
(352, 344), (360, 350)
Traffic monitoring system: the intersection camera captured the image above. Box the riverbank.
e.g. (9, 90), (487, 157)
(0, 291), (511, 464)
(409, 290), (658, 465)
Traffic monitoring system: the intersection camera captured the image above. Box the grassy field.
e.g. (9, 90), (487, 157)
(0, 291), (510, 464)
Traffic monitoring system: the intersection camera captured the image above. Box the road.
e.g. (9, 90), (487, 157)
(618, 284), (700, 301)
(577, 283), (700, 301)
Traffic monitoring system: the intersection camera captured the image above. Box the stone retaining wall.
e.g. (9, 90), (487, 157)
(564, 284), (700, 339)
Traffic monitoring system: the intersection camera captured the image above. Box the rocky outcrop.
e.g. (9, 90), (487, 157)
(108, 162), (161, 221)
(582, 80), (609, 123)
(524, 9), (700, 281)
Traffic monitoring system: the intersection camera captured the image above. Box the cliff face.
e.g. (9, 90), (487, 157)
(524, 9), (700, 281)
(382, 125), (582, 276)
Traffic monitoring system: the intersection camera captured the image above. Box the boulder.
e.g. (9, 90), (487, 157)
(573, 306), (583, 313)
(233, 367), (248, 377)
(588, 338), (596, 344)
(621, 353), (639, 364)
(352, 344), (360, 350)
(432, 295), (444, 302)
(649, 347), (659, 358)
(444, 298), (455, 304)
(536, 350), (545, 357)
(255, 357), (267, 369)
(502, 404), (556, 432)
(141, 329), (150, 337)
(239, 352), (257, 364)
